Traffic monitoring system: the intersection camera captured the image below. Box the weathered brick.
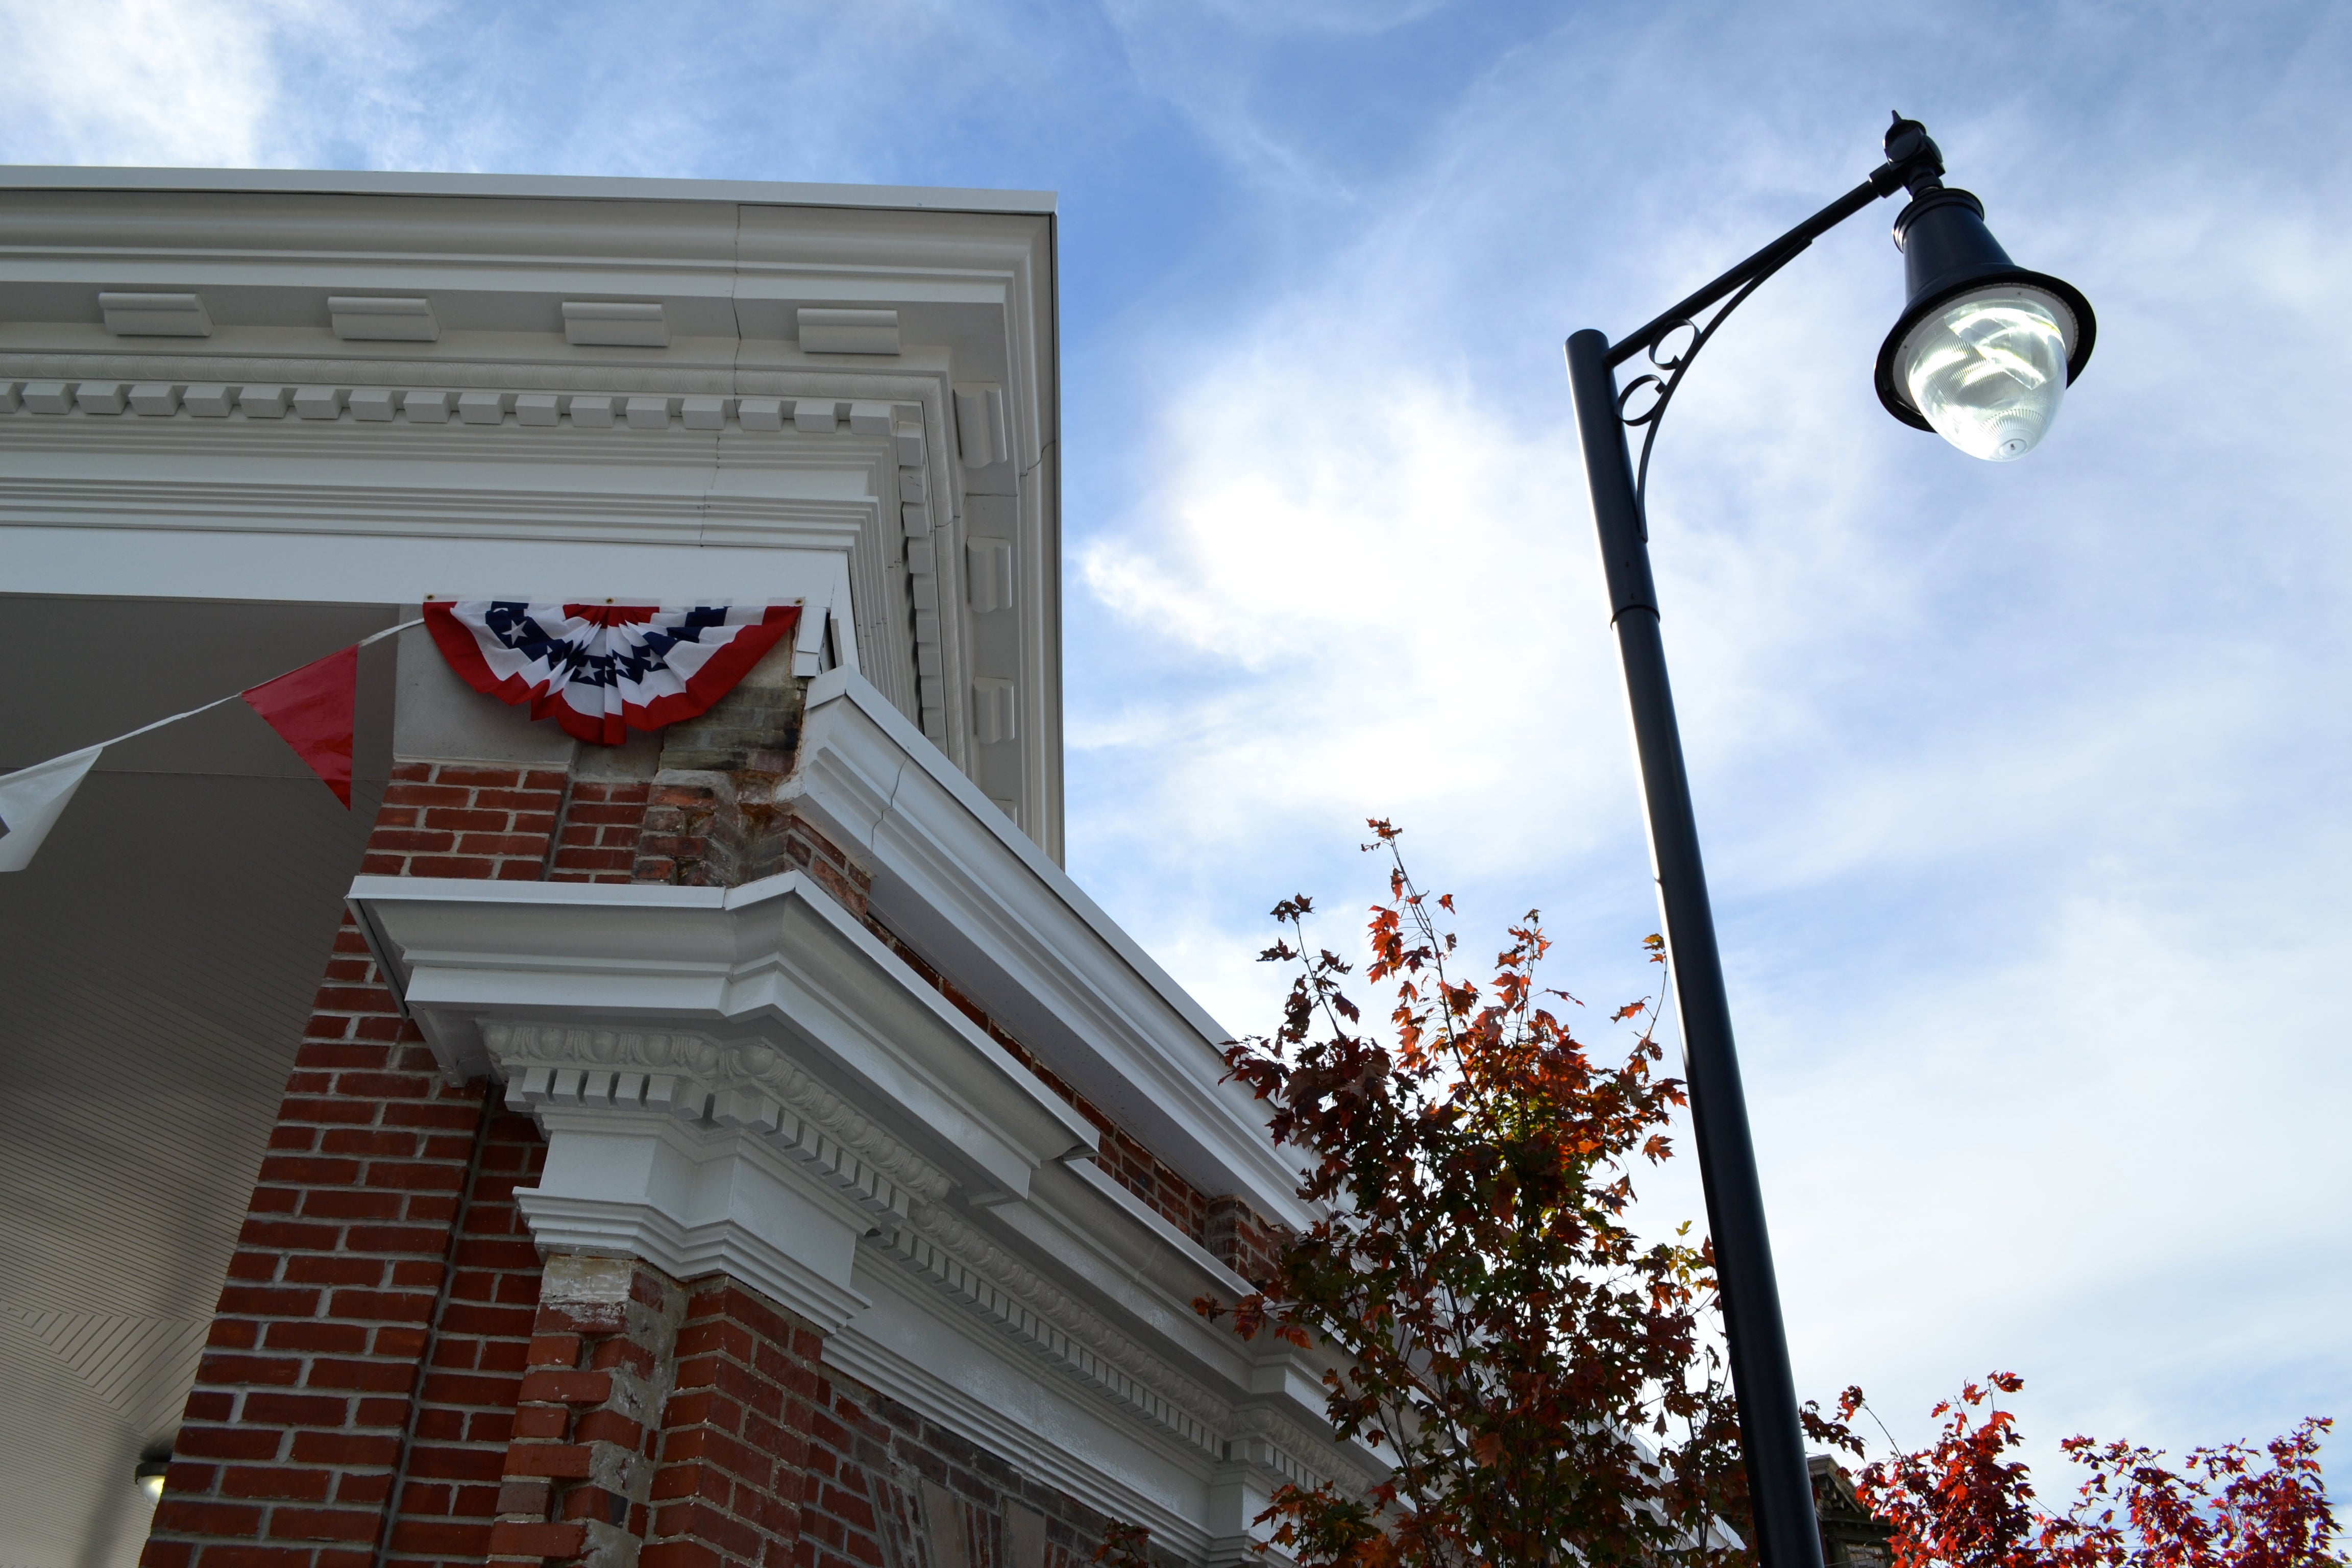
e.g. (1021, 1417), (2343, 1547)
(199, 1353), (304, 1386)
(433, 765), (526, 788)
(287, 1430), (402, 1466)
(405, 855), (497, 878)
(368, 827), (458, 852)
(218, 1465), (333, 1502)
(264, 1506), (380, 1542)
(503, 1442), (595, 1479)
(175, 1426), (285, 1461)
(152, 1500), (265, 1535)
(487, 1520), (587, 1557)
(518, 1368), (611, 1405)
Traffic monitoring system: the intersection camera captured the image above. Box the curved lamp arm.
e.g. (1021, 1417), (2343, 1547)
(1610, 115), (1946, 523)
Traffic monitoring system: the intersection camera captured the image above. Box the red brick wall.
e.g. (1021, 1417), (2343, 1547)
(385, 1106), (548, 1568)
(646, 1281), (1118, 1568)
(364, 764), (567, 881)
(485, 1266), (1127, 1568)
(143, 912), (517, 1568)
(149, 712), (1277, 1568)
(548, 780), (650, 885)
(645, 1282), (823, 1568)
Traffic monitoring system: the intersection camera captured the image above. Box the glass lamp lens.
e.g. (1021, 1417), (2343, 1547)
(1898, 286), (2072, 461)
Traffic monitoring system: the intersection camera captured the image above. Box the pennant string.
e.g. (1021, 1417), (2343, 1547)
(10, 617), (424, 766)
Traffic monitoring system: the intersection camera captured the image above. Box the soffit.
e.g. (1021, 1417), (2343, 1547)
(0, 594), (398, 1568)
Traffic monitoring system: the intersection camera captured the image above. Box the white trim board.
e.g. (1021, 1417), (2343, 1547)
(0, 164), (1056, 215)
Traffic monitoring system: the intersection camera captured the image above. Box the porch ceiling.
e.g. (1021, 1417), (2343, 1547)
(0, 594), (396, 1568)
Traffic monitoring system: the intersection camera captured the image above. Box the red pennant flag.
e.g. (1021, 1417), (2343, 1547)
(242, 645), (357, 807)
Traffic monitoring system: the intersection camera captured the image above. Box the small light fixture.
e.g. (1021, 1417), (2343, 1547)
(135, 1455), (170, 1502)
(1873, 117), (2096, 461)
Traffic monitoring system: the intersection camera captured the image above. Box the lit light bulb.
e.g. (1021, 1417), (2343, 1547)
(1896, 286), (2073, 461)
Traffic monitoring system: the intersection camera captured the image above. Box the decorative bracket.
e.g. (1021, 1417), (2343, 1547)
(1605, 112), (1951, 528)
(1612, 240), (1810, 525)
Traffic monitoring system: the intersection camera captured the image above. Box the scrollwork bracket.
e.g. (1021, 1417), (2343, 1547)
(1613, 238), (1810, 526)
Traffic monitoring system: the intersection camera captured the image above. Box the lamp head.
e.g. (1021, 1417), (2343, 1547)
(1873, 119), (2096, 461)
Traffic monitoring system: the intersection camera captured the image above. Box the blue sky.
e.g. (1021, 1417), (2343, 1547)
(7, 0), (2347, 1496)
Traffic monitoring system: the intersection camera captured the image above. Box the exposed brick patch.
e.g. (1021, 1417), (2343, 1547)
(627, 642), (824, 892)
(491, 1258), (686, 1568)
(1204, 1198), (1286, 1293)
(143, 919), (505, 1568)
(363, 763), (566, 882)
(550, 781), (651, 885)
(859, 916), (1296, 1270)
(651, 651), (803, 776)
(630, 786), (871, 916)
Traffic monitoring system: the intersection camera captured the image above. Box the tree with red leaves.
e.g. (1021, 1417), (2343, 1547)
(1820, 1374), (2341, 1568)
(1096, 824), (2339, 1568)
(1161, 823), (1752, 1568)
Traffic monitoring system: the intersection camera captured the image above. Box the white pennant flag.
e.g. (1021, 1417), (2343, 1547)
(0, 746), (105, 872)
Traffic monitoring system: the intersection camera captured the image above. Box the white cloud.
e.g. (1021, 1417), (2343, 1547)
(0, 0), (296, 167)
(1066, 0), (2352, 1478)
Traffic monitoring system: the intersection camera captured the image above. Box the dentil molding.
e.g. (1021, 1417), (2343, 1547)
(488, 1020), (955, 1213)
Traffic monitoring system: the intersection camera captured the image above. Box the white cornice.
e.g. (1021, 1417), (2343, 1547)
(491, 1021), (957, 1211)
(351, 868), (1097, 1200)
(788, 670), (1316, 1233)
(0, 165), (1056, 215)
(343, 860), (1374, 1553)
(0, 171), (1064, 849)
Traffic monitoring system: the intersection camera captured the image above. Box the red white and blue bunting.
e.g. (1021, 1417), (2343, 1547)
(2, 597), (802, 872)
(423, 601), (801, 746)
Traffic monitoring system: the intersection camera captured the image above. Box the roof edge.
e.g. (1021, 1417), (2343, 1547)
(0, 164), (1058, 216)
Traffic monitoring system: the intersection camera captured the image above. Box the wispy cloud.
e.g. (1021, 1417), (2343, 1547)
(0, 0), (306, 167)
(1065, 0), (2352, 1473)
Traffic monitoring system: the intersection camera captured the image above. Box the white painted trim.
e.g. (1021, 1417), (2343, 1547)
(345, 861), (1376, 1562)
(790, 671), (1317, 1231)
(0, 164), (1057, 214)
(0, 173), (1064, 850)
(353, 868), (1099, 1194)
(1062, 1157), (1255, 1301)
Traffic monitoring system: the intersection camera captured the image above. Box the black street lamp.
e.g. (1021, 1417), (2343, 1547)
(1563, 115), (2094, 1568)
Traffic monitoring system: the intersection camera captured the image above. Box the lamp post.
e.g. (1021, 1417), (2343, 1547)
(1563, 114), (2095, 1568)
